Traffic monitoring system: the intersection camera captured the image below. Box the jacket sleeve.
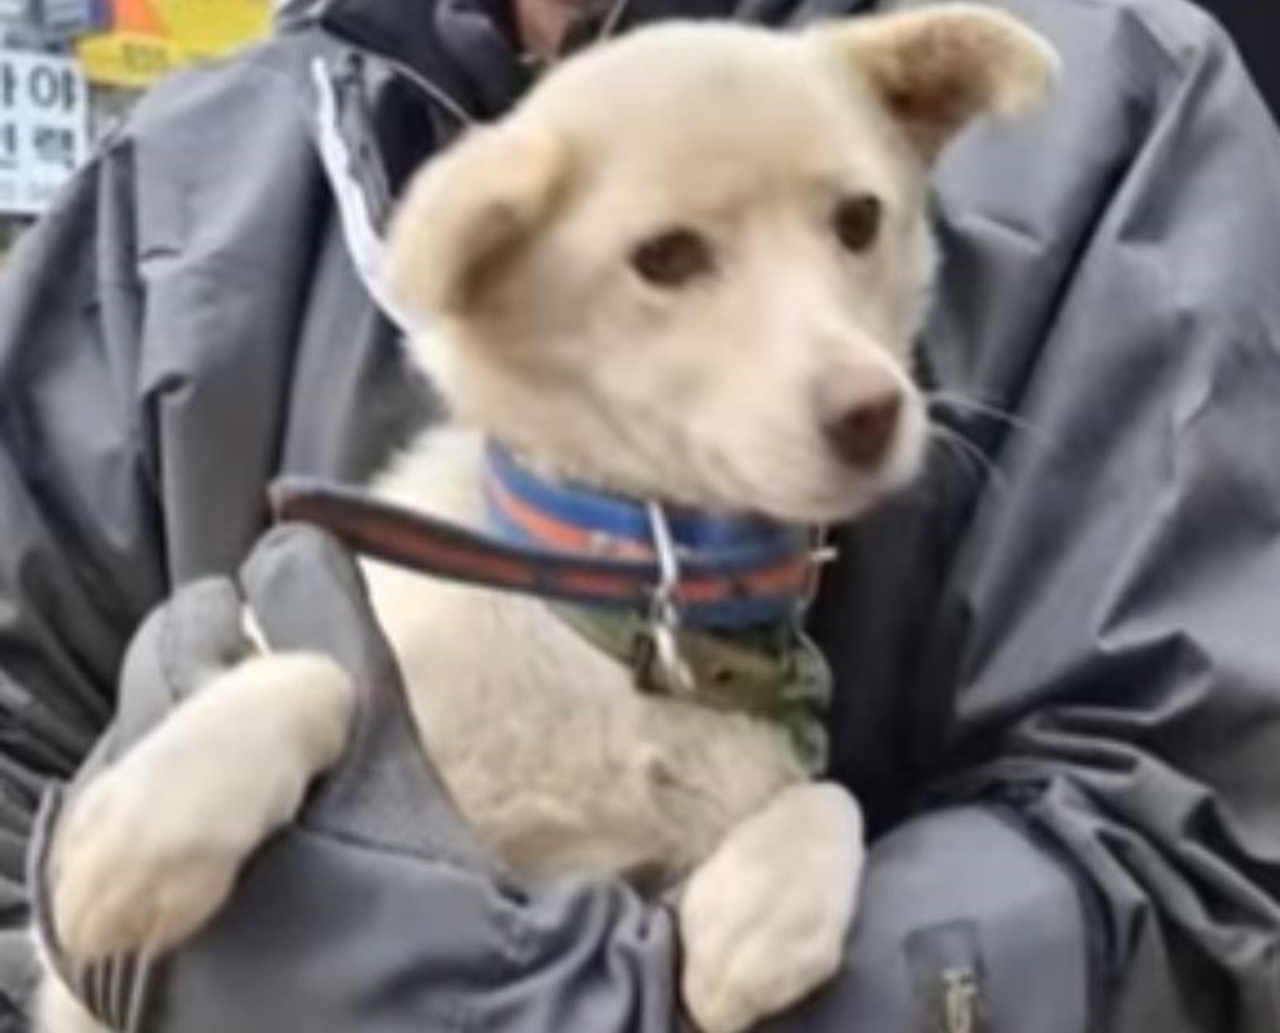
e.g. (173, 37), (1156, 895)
(782, 2), (1280, 1031)
(0, 37), (383, 1023)
(0, 131), (168, 1022)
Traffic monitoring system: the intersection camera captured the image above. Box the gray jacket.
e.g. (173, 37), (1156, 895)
(2, 0), (1280, 1028)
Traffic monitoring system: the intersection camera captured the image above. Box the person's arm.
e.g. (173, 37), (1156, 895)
(776, 1), (1280, 1030)
(0, 36), (375, 1023)
(0, 130), (166, 1023)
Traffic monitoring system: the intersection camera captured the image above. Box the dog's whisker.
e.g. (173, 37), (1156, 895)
(925, 390), (1059, 455)
(929, 424), (1010, 500)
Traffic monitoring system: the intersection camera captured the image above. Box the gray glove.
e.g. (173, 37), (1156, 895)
(30, 524), (679, 1033)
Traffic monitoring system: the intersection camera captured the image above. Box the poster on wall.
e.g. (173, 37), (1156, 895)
(37, 0), (110, 38)
(0, 48), (88, 215)
(75, 0), (270, 88)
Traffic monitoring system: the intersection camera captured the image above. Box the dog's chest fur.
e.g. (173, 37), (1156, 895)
(362, 427), (806, 886)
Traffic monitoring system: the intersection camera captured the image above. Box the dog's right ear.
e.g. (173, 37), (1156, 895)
(383, 125), (568, 322)
(818, 4), (1058, 162)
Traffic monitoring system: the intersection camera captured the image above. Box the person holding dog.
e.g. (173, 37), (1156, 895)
(0, 0), (1279, 1030)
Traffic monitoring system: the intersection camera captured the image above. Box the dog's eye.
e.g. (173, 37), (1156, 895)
(832, 194), (882, 254)
(630, 228), (715, 288)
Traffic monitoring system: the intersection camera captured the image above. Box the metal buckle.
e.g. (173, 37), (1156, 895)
(800, 524), (837, 615)
(643, 502), (695, 694)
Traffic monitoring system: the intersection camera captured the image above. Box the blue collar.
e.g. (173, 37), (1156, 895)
(483, 442), (815, 628)
(266, 447), (822, 633)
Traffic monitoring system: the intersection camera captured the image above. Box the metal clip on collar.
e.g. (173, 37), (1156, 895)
(644, 502), (695, 694)
(802, 525), (837, 613)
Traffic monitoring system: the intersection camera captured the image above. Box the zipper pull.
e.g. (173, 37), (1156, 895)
(941, 966), (982, 1033)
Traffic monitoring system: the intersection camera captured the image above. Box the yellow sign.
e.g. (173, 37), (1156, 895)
(75, 0), (271, 88)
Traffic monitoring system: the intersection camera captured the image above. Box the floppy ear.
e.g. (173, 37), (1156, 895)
(820, 3), (1059, 162)
(383, 125), (568, 321)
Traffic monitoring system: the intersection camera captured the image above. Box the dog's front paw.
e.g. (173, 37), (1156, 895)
(677, 782), (864, 1033)
(51, 756), (246, 962)
(50, 652), (354, 962)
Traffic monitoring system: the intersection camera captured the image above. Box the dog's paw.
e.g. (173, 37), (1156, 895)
(50, 652), (354, 962)
(677, 782), (864, 1033)
(51, 758), (245, 962)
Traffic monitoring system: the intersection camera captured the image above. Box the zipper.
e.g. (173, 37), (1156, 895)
(940, 965), (982, 1033)
(909, 774), (1112, 1033)
(906, 920), (988, 1033)
(329, 51), (395, 225)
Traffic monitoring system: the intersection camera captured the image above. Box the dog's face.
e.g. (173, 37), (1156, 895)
(386, 5), (1056, 523)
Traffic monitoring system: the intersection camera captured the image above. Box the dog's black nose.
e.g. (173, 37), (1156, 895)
(823, 390), (902, 468)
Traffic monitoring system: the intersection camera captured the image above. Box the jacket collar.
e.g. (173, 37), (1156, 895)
(312, 0), (870, 122)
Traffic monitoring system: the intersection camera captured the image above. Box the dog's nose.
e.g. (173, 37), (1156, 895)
(823, 389), (903, 468)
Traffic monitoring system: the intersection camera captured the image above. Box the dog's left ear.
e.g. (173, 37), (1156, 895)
(819, 4), (1059, 162)
(383, 124), (568, 322)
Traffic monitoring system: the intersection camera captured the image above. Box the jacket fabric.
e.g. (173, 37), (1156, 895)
(2, 0), (1280, 1027)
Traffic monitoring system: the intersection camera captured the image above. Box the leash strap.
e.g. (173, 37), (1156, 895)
(269, 478), (814, 629)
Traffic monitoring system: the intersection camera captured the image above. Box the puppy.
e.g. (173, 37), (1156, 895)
(36, 8), (1056, 1033)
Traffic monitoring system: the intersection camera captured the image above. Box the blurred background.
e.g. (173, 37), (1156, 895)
(0, 0), (1272, 263)
(0, 0), (273, 257)
(1202, 0), (1277, 123)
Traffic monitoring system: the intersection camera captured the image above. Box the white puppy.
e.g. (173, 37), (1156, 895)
(37, 9), (1056, 1033)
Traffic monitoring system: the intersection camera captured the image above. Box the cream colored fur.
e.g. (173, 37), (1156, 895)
(36, 9), (1055, 1033)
